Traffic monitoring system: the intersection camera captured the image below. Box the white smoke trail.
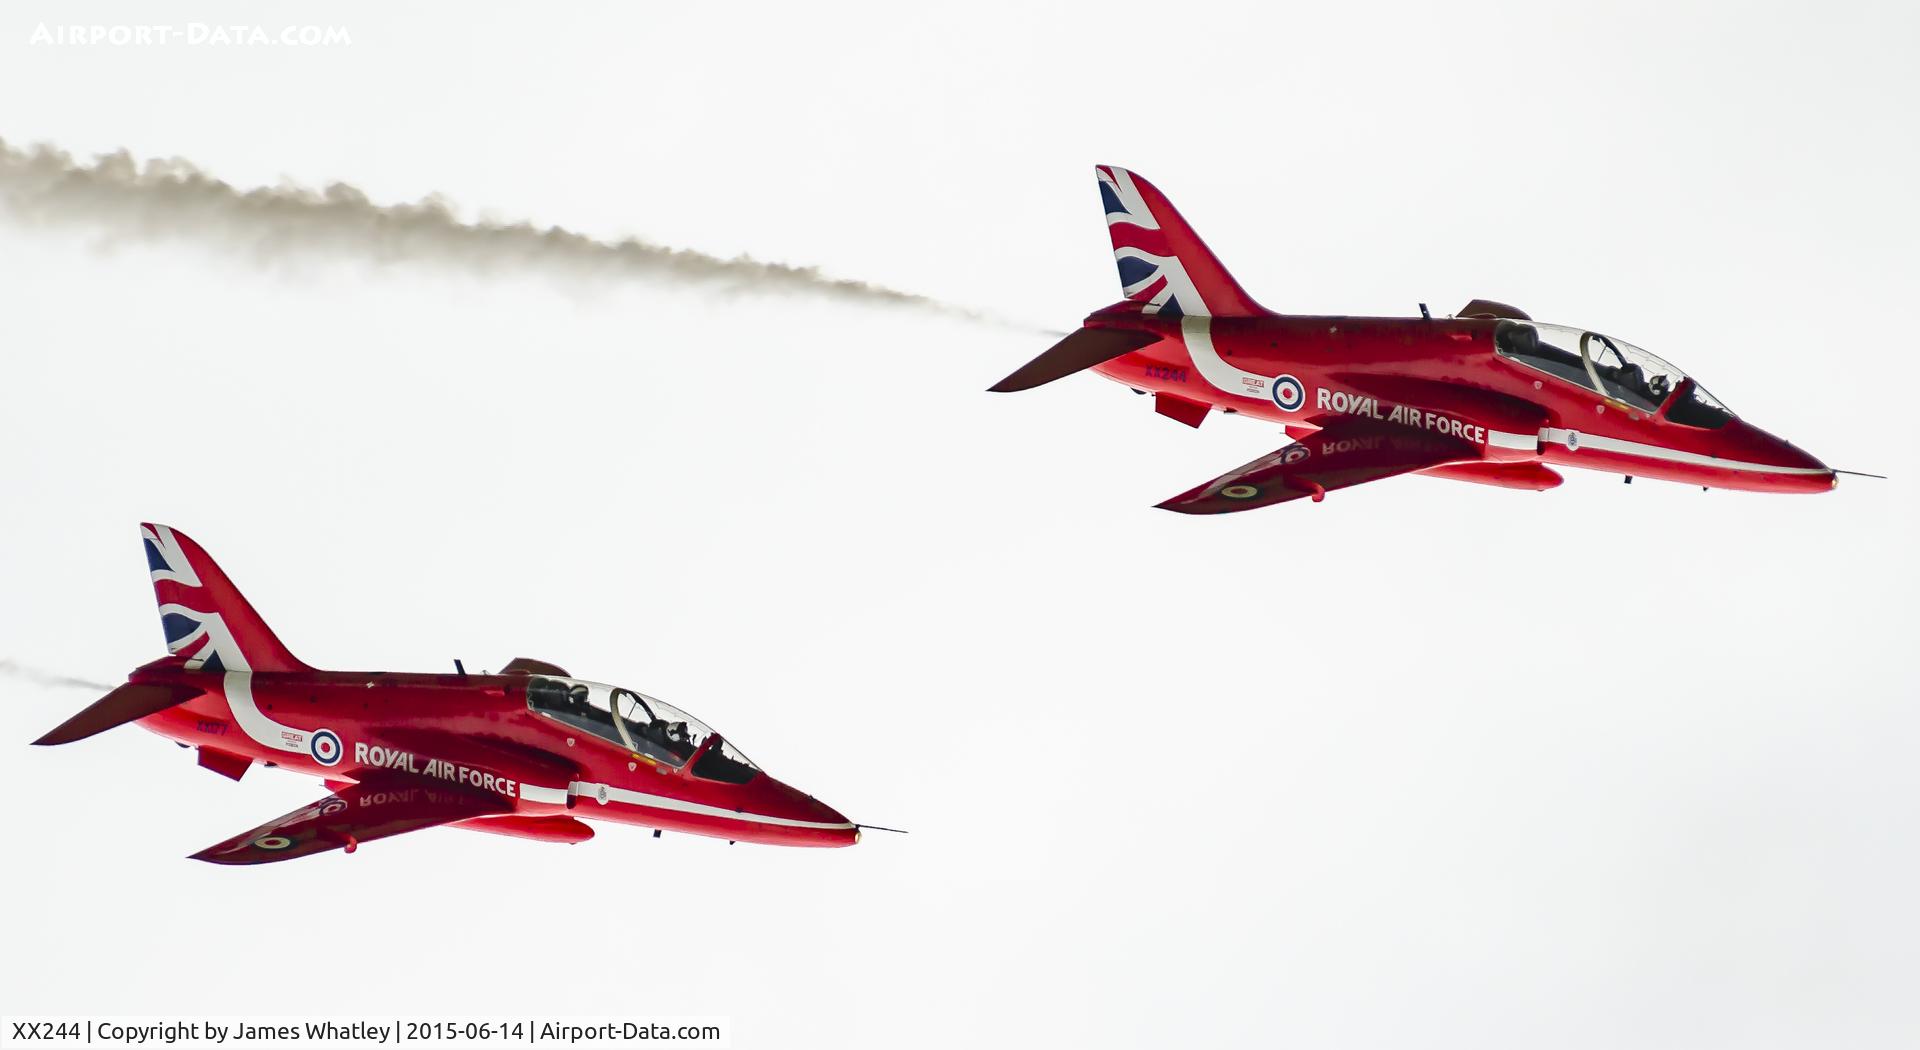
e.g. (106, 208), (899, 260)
(0, 138), (1012, 324)
(0, 659), (111, 693)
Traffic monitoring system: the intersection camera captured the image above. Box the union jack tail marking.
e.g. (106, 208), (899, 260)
(141, 523), (310, 674)
(1097, 166), (1266, 319)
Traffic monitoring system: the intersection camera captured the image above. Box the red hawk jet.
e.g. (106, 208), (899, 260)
(33, 525), (866, 863)
(992, 166), (1858, 512)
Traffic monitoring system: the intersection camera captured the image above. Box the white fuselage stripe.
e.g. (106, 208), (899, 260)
(221, 670), (309, 756)
(169, 656), (308, 758)
(1180, 316), (1271, 399)
(1540, 428), (1829, 474)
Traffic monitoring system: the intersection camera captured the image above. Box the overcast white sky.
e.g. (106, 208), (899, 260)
(2, 2), (1917, 1047)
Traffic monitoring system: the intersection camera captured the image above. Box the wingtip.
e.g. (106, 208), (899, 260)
(187, 846), (262, 866)
(31, 720), (93, 746)
(1155, 486), (1297, 514)
(1153, 483), (1215, 513)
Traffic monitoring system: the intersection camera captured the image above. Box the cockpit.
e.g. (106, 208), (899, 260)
(525, 675), (761, 784)
(1492, 320), (1735, 428)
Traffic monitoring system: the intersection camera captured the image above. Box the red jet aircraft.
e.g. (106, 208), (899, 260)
(33, 525), (865, 863)
(993, 166), (1855, 512)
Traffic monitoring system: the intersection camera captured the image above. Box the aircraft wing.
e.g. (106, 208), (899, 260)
(1157, 417), (1473, 514)
(189, 772), (510, 865)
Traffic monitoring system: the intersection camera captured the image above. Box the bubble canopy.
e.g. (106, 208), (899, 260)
(524, 676), (759, 783)
(1493, 320), (1734, 428)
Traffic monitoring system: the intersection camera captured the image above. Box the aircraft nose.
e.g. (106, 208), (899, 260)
(1735, 422), (1836, 492)
(813, 798), (860, 846)
(813, 797), (859, 844)
(767, 777), (859, 845)
(807, 793), (852, 827)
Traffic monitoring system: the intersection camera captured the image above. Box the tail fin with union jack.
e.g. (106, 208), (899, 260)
(141, 523), (310, 674)
(1097, 165), (1266, 319)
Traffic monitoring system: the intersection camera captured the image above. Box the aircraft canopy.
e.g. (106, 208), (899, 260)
(1493, 320), (1734, 428)
(525, 675), (760, 784)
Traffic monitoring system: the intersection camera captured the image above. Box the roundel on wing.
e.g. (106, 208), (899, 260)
(1271, 374), (1306, 412)
(1281, 445), (1311, 465)
(309, 729), (343, 767)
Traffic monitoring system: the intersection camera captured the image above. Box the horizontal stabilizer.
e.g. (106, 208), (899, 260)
(33, 681), (203, 746)
(989, 327), (1159, 393)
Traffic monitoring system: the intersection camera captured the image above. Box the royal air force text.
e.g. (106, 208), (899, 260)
(353, 742), (517, 798)
(1316, 388), (1489, 445)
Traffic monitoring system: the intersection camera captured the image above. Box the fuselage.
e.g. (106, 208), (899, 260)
(1086, 307), (1834, 493)
(128, 662), (857, 848)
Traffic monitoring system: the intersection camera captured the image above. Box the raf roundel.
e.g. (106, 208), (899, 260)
(1271, 374), (1306, 412)
(309, 729), (343, 767)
